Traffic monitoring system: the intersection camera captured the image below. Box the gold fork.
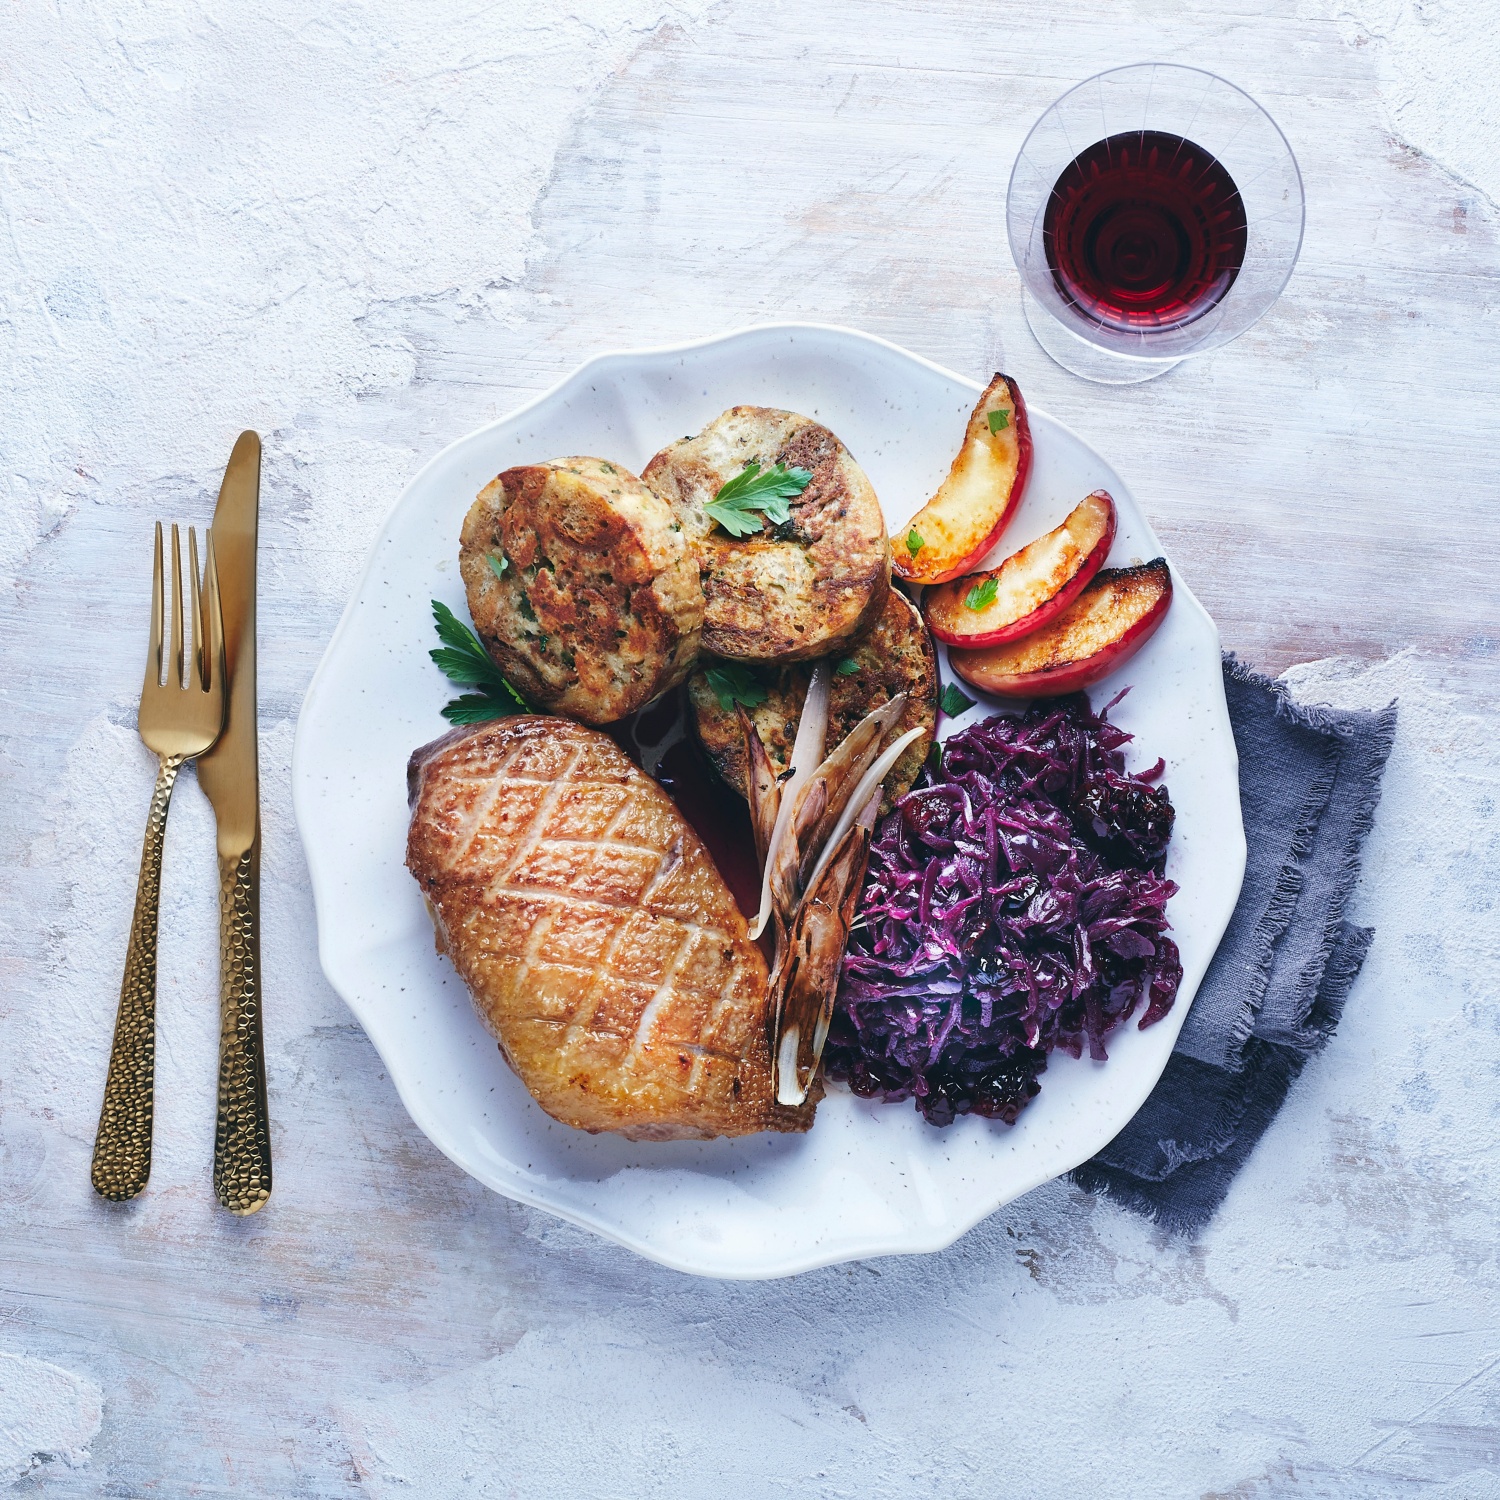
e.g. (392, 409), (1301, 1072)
(91, 524), (226, 1202)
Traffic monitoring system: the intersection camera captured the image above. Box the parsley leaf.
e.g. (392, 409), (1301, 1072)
(704, 662), (768, 712)
(430, 600), (528, 723)
(964, 577), (999, 611)
(940, 682), (976, 717)
(441, 693), (521, 725)
(987, 408), (1010, 434)
(704, 461), (813, 538)
(906, 529), (924, 557)
(834, 656), (861, 677)
(487, 552), (508, 581)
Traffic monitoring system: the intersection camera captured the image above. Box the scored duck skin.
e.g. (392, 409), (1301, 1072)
(406, 716), (816, 1140)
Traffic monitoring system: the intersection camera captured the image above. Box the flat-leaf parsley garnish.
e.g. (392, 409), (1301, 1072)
(704, 662), (768, 711)
(704, 461), (813, 538)
(906, 529), (924, 557)
(987, 408), (1010, 434)
(940, 682), (976, 717)
(834, 656), (861, 677)
(430, 600), (528, 724)
(964, 577), (999, 611)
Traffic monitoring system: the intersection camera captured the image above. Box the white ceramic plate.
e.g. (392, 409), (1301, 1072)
(293, 323), (1245, 1279)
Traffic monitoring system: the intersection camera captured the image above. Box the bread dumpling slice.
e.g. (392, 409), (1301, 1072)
(690, 587), (938, 814)
(643, 407), (889, 663)
(406, 716), (817, 1140)
(460, 457), (703, 727)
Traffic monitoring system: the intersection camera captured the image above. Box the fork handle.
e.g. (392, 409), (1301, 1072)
(212, 841), (272, 1214)
(91, 753), (185, 1201)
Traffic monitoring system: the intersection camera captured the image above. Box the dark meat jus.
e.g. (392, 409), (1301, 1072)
(825, 691), (1182, 1127)
(609, 688), (761, 922)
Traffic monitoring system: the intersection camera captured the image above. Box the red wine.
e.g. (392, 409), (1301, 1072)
(1043, 130), (1247, 333)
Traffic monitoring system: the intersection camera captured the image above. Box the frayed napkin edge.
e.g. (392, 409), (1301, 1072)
(1219, 654), (1397, 1064)
(1068, 659), (1397, 1234)
(1068, 1037), (1307, 1237)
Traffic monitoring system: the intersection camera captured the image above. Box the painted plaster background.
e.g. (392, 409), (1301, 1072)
(2, 1), (1498, 1494)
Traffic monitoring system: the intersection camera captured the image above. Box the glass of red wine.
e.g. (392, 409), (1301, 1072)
(1007, 64), (1304, 384)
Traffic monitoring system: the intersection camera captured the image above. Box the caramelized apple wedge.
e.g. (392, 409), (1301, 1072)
(949, 559), (1172, 698)
(894, 373), (1033, 585)
(924, 490), (1116, 648)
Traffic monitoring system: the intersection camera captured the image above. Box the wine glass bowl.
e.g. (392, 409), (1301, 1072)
(1007, 65), (1304, 383)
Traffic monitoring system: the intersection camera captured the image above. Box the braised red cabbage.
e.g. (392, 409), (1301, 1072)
(825, 692), (1181, 1127)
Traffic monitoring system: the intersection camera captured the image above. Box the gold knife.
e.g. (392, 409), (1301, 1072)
(195, 432), (272, 1214)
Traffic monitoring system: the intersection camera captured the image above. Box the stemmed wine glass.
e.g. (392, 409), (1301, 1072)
(1007, 64), (1305, 384)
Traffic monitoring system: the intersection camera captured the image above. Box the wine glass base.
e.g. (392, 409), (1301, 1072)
(1022, 288), (1182, 385)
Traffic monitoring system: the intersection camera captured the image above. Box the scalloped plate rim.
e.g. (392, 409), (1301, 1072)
(292, 321), (1246, 1279)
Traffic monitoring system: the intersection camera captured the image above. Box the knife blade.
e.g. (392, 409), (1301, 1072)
(195, 430), (272, 1214)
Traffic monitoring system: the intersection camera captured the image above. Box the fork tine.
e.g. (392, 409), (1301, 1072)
(147, 521), (165, 689)
(169, 524), (185, 690)
(187, 527), (204, 692)
(204, 528), (225, 698)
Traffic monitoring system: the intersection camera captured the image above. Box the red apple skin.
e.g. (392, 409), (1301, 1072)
(895, 374), (1035, 586)
(955, 376), (1035, 580)
(924, 490), (1117, 649)
(949, 559), (1172, 699)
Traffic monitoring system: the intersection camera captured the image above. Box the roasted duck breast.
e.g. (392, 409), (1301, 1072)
(406, 716), (817, 1140)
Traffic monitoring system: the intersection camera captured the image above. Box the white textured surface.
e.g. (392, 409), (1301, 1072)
(1317, 0), (1500, 207)
(2, 0), (1498, 1495)
(0, 1355), (101, 1485)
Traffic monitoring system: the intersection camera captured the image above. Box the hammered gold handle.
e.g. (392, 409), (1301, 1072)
(212, 843), (272, 1214)
(92, 754), (185, 1201)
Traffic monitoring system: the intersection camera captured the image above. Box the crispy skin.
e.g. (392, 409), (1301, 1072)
(460, 457), (703, 727)
(406, 716), (816, 1140)
(642, 407), (889, 663)
(689, 588), (938, 814)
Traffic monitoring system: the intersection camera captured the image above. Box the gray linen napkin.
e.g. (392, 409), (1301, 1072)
(1070, 655), (1396, 1234)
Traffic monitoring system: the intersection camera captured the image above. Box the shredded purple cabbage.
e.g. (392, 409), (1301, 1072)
(825, 691), (1182, 1127)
